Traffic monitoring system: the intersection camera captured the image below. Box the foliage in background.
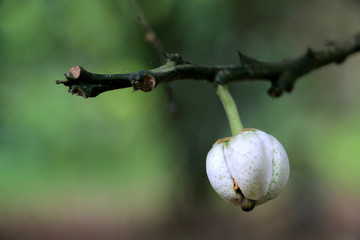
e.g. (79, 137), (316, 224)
(0, 0), (360, 239)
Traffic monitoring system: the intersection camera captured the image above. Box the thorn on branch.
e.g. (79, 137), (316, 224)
(165, 53), (192, 65)
(237, 51), (261, 66)
(305, 48), (316, 60)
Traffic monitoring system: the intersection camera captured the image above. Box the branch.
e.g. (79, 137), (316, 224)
(56, 33), (360, 98)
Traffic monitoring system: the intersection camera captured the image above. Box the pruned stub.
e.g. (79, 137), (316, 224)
(133, 74), (157, 92)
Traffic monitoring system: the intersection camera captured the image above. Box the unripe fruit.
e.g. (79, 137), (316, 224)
(206, 128), (290, 211)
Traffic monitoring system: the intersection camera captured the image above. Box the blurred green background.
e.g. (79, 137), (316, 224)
(1, 0), (360, 239)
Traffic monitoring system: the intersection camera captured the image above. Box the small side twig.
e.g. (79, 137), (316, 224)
(129, 0), (165, 63)
(129, 0), (177, 117)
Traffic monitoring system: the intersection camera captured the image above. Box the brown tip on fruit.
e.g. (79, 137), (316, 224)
(213, 137), (231, 146)
(239, 128), (256, 134)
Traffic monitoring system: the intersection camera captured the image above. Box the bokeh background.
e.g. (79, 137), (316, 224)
(1, 0), (360, 239)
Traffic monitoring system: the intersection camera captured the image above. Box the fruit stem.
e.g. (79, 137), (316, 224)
(216, 84), (243, 136)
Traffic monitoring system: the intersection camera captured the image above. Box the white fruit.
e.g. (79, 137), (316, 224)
(206, 129), (290, 211)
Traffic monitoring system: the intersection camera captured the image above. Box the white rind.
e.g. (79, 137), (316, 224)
(206, 129), (290, 208)
(206, 143), (239, 205)
(257, 134), (290, 205)
(224, 130), (273, 200)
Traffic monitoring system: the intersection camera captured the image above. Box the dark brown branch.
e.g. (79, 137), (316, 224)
(56, 33), (360, 98)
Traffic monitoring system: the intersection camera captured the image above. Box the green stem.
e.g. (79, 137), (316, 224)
(216, 84), (243, 136)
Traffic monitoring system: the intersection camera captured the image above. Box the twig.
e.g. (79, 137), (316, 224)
(129, 0), (165, 63)
(56, 33), (360, 98)
(128, 0), (177, 117)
